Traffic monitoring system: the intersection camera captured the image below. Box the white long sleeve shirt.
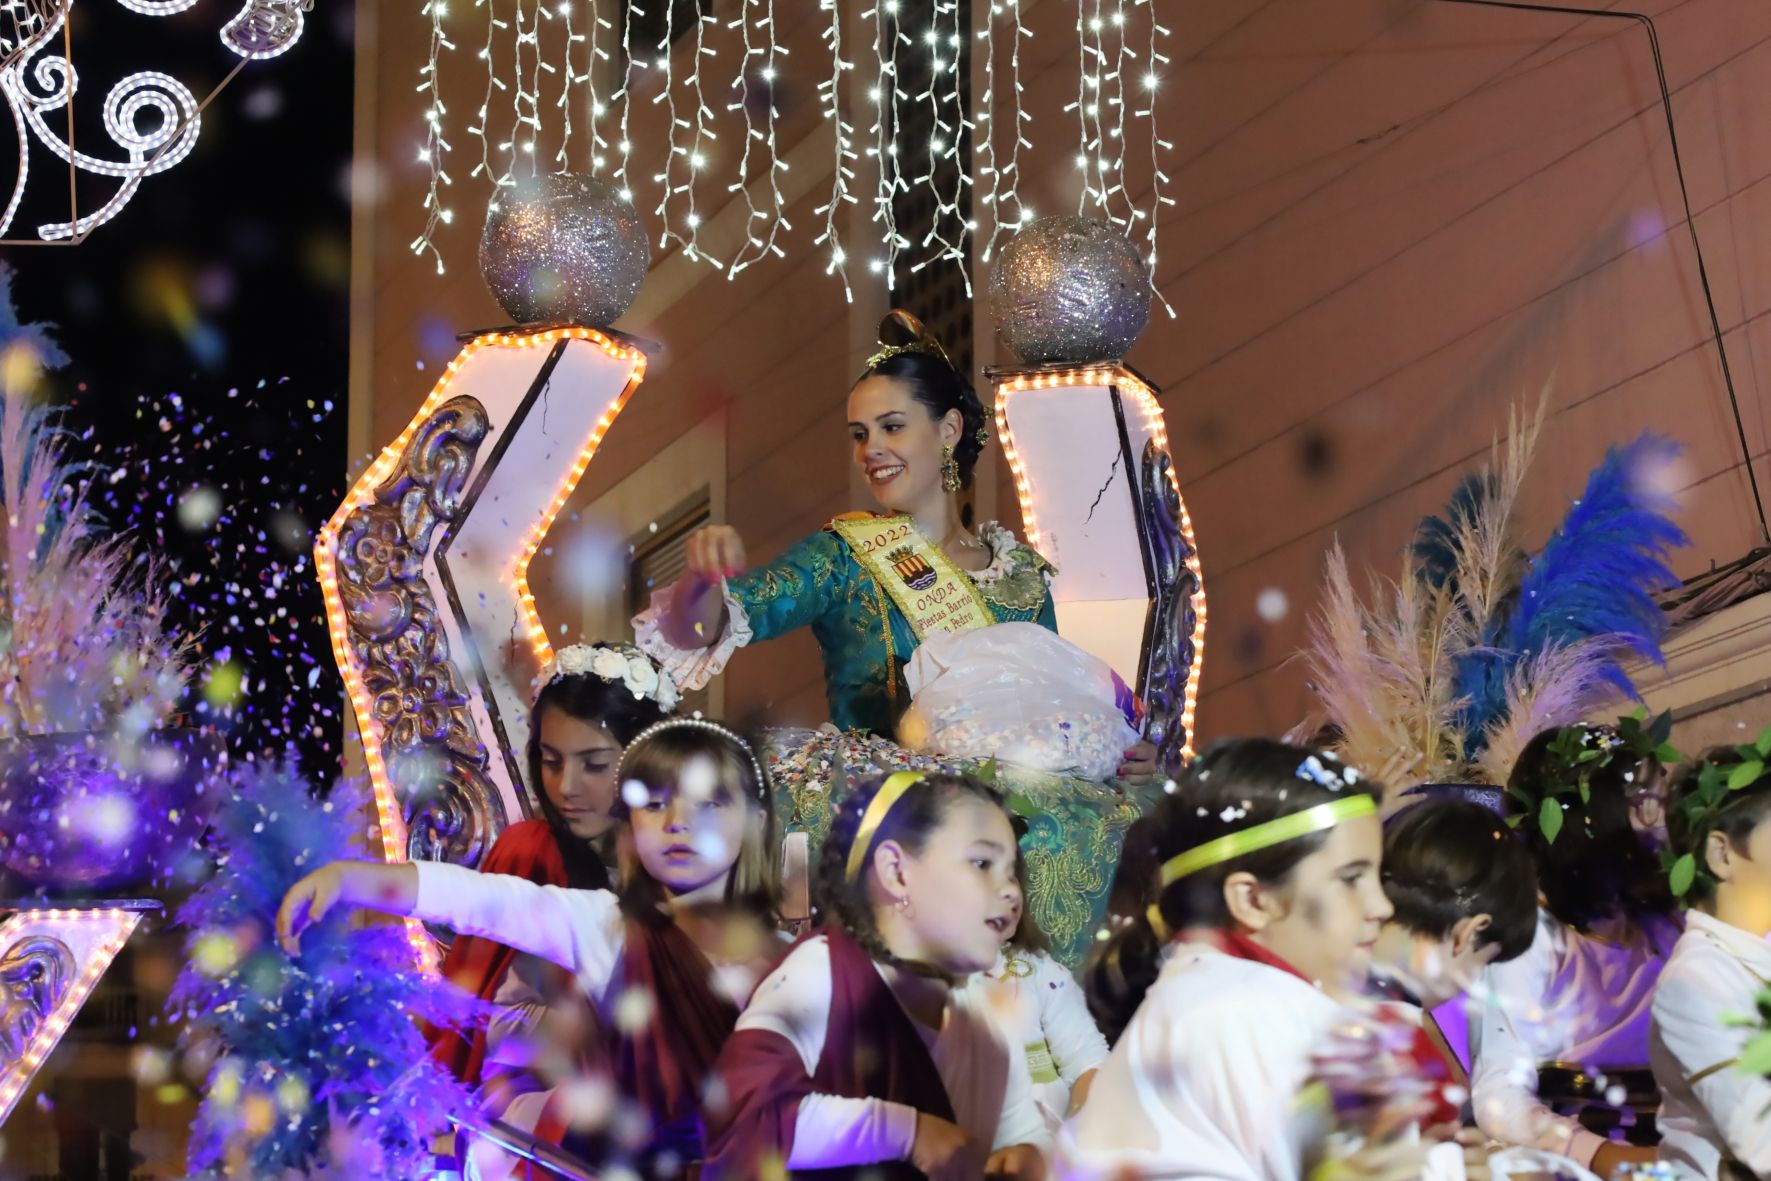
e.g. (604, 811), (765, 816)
(734, 934), (1049, 1180)
(1468, 908), (1671, 1167)
(1651, 911), (1771, 1181)
(969, 947), (1110, 1130)
(1059, 943), (1466, 1181)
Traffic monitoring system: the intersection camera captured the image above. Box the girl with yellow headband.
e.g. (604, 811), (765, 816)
(1065, 738), (1398, 1181)
(705, 770), (1050, 1180)
(276, 718), (783, 1179)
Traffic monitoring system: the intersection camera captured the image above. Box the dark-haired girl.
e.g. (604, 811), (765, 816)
(1652, 737), (1771, 1181)
(426, 643), (673, 1109)
(706, 770), (1048, 1180)
(277, 717), (783, 1179)
(1469, 722), (1677, 1175)
(1065, 738), (1402, 1180)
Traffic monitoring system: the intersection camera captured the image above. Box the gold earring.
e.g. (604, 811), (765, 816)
(940, 444), (961, 493)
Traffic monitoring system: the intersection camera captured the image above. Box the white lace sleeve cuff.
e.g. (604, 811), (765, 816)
(632, 579), (756, 692)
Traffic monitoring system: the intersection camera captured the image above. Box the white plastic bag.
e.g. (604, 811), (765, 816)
(898, 622), (1140, 780)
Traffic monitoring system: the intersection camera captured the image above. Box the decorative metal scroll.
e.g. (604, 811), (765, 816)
(334, 395), (499, 869)
(1138, 440), (1201, 774)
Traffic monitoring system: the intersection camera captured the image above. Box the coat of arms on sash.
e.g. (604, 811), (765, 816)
(889, 545), (939, 591)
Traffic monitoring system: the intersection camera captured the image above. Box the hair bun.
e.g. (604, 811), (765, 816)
(878, 309), (928, 349)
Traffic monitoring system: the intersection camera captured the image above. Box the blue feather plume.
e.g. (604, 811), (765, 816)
(1506, 432), (1687, 665)
(170, 766), (485, 1178)
(1407, 432), (1687, 761)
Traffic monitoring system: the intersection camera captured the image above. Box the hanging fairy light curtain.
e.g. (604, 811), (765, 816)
(407, 0), (1175, 310)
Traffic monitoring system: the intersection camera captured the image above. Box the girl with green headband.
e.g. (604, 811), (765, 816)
(705, 769), (1050, 1180)
(1651, 737), (1771, 1181)
(1066, 738), (1400, 1181)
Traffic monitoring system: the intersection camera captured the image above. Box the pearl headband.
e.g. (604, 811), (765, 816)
(615, 716), (768, 801)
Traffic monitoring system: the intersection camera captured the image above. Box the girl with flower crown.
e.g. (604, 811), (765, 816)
(278, 716), (782, 1179)
(635, 308), (1158, 966)
(421, 643), (675, 1143)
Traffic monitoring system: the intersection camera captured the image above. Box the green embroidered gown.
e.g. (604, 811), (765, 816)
(640, 515), (1157, 968)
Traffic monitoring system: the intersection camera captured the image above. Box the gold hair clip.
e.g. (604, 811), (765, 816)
(863, 335), (955, 375)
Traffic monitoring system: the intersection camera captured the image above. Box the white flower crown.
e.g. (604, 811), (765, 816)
(539, 642), (681, 711)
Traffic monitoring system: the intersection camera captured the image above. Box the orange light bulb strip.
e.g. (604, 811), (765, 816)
(314, 326), (646, 967)
(993, 364), (1207, 761)
(0, 907), (145, 1124)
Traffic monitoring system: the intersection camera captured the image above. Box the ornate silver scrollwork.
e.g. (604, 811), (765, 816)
(0, 933), (72, 1061)
(335, 396), (500, 869)
(1140, 440), (1201, 774)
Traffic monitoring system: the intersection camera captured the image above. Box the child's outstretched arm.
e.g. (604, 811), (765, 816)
(277, 860), (419, 952)
(277, 860), (622, 989)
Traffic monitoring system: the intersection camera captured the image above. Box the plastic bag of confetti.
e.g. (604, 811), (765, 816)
(899, 623), (1139, 780)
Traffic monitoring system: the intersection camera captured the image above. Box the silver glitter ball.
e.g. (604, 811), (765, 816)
(479, 173), (649, 327)
(991, 216), (1152, 364)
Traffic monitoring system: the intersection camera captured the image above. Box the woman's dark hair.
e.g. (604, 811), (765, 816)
(859, 310), (989, 490)
(816, 770), (1011, 980)
(611, 720), (779, 922)
(1507, 725), (1674, 932)
(1085, 738), (1383, 1044)
(1667, 745), (1771, 903)
(1382, 799), (1538, 962)
(526, 668), (669, 890)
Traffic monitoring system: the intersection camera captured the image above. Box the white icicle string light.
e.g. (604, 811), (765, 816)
(905, 0), (969, 293)
(409, 0), (456, 272)
(813, 0), (857, 301)
(650, 0), (692, 260)
(1135, 0), (1173, 315)
(862, 0), (907, 289)
(587, 8), (611, 173)
(527, 0), (548, 173)
(614, 0), (635, 200)
(724, 0), (790, 278)
(552, 0), (576, 168)
(1107, 0), (1131, 224)
(467, 0), (497, 183)
(682, 6), (722, 266)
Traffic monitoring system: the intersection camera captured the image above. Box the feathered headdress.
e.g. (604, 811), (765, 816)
(1303, 398), (1688, 802)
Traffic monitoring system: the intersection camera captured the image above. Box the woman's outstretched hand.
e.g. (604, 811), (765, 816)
(1119, 740), (1159, 785)
(275, 860), (419, 955)
(684, 525), (748, 583)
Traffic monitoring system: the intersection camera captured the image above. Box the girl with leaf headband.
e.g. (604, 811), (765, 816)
(1467, 716), (1679, 1177)
(1651, 733), (1771, 1181)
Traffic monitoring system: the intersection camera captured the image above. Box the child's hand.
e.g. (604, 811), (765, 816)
(910, 1112), (972, 1175)
(1119, 741), (1158, 784)
(986, 1142), (1047, 1179)
(276, 861), (417, 954)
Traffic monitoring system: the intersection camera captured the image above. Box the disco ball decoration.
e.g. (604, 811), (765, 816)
(0, 729), (226, 892)
(992, 216), (1153, 364)
(479, 172), (650, 328)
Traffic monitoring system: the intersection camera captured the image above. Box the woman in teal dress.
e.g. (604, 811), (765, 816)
(635, 311), (1157, 964)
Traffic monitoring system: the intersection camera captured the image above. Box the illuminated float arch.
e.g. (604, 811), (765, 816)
(314, 326), (648, 963)
(990, 361), (1206, 767)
